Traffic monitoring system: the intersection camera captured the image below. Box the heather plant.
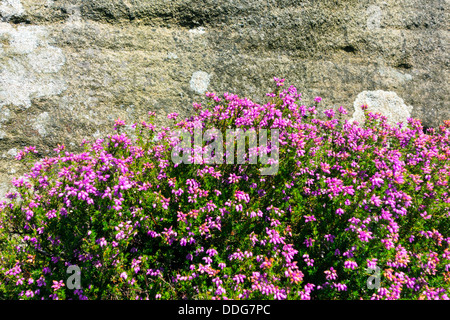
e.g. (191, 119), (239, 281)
(0, 78), (449, 300)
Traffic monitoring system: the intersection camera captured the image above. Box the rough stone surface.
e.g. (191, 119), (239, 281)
(0, 22), (66, 109)
(0, 0), (448, 199)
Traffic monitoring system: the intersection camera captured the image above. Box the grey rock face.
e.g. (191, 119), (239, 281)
(0, 0), (448, 199)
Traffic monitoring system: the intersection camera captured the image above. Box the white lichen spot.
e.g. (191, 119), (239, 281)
(378, 66), (413, 83)
(6, 147), (17, 158)
(9, 25), (48, 55)
(0, 106), (9, 138)
(66, 5), (82, 25)
(0, 23), (66, 109)
(0, 0), (24, 21)
(92, 129), (103, 139)
(0, 106), (10, 122)
(167, 52), (178, 60)
(190, 71), (210, 95)
(32, 112), (51, 137)
(27, 46), (65, 73)
(350, 90), (413, 127)
(189, 26), (206, 35)
(367, 5), (382, 30)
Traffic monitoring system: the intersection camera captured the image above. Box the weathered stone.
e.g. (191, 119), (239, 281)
(0, 0), (448, 199)
(350, 90), (414, 127)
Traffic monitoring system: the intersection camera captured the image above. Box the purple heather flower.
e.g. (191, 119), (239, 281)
(324, 109), (335, 118)
(344, 260), (358, 270)
(304, 238), (315, 247)
(324, 234), (335, 243)
(36, 277), (46, 287)
(51, 280), (65, 291)
(324, 267), (338, 281)
(274, 289), (287, 300)
(43, 267), (51, 275)
(206, 248), (218, 257)
(303, 254), (314, 267)
(370, 194), (382, 207)
(167, 112), (179, 120)
(202, 256), (213, 264)
(338, 106), (348, 114)
(233, 274), (246, 284)
(358, 230), (373, 242)
(367, 258), (378, 270)
(97, 237), (107, 247)
(333, 283), (347, 292)
(274, 77), (285, 87)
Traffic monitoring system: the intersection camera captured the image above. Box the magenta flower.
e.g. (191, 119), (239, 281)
(206, 248), (218, 257)
(202, 256), (213, 264)
(215, 286), (226, 295)
(303, 254), (314, 267)
(233, 274), (246, 284)
(304, 238), (315, 248)
(267, 228), (285, 245)
(320, 162), (331, 174)
(370, 173), (384, 188)
(51, 280), (65, 291)
(344, 260), (358, 270)
(97, 237), (107, 247)
(120, 272), (127, 280)
(338, 106), (348, 114)
(358, 230), (373, 242)
(274, 77), (285, 87)
(324, 109), (335, 119)
(274, 289), (287, 300)
(25, 290), (34, 298)
(370, 194), (382, 207)
(333, 283), (347, 291)
(324, 267), (338, 281)
(114, 118), (126, 129)
(366, 258), (378, 270)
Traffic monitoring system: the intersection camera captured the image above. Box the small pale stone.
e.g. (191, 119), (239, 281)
(190, 71), (210, 95)
(6, 147), (17, 158)
(32, 112), (51, 137)
(351, 90), (413, 127)
(189, 27), (206, 35)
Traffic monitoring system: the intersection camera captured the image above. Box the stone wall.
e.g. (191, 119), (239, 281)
(0, 0), (448, 198)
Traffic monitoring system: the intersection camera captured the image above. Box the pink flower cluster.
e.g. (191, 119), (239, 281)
(0, 77), (449, 300)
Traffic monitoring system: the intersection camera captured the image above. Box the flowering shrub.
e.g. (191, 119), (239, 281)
(0, 78), (449, 300)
